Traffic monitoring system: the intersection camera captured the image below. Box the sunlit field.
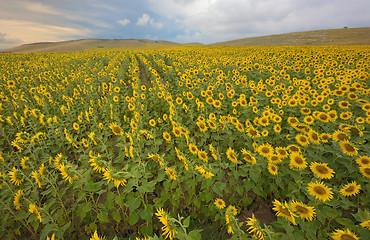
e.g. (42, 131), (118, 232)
(0, 46), (369, 240)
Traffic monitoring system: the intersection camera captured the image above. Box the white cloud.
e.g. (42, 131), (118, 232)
(137, 13), (151, 26)
(136, 13), (164, 29)
(147, 0), (370, 43)
(117, 18), (130, 26)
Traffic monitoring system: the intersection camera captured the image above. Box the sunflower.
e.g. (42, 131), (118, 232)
(340, 111), (353, 120)
(165, 167), (177, 180)
(246, 127), (261, 138)
(268, 154), (282, 164)
(259, 117), (270, 127)
(268, 163), (278, 175)
(307, 181), (333, 202)
(287, 117), (299, 125)
(8, 167), (24, 186)
(308, 130), (320, 144)
(163, 132), (171, 142)
(149, 119), (156, 127)
(303, 116), (315, 125)
(339, 140), (358, 156)
(15, 132), (29, 144)
(272, 199), (297, 225)
(109, 122), (124, 136)
(275, 147), (289, 159)
(155, 208), (178, 240)
(29, 204), (42, 223)
(196, 121), (208, 132)
(31, 171), (42, 188)
(295, 134), (310, 146)
(355, 156), (370, 167)
(301, 108), (311, 115)
(73, 122), (79, 130)
(360, 219), (370, 230)
(319, 133), (331, 143)
(198, 150), (208, 162)
(245, 214), (265, 240)
(339, 181), (361, 197)
(13, 190), (23, 210)
(147, 153), (164, 166)
(332, 130), (350, 141)
(309, 162), (335, 179)
(338, 101), (350, 109)
(189, 144), (198, 155)
(59, 163), (78, 184)
(103, 168), (127, 188)
(318, 112), (330, 122)
(214, 198), (226, 209)
(175, 97), (183, 105)
(257, 143), (274, 157)
(331, 228), (358, 240)
(207, 119), (217, 130)
(359, 166), (370, 179)
(213, 99), (221, 108)
(89, 153), (107, 173)
(20, 156), (29, 169)
(289, 153), (307, 169)
(226, 148), (238, 164)
(290, 200), (316, 221)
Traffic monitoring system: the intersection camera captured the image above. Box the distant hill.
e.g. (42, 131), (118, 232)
(1, 27), (369, 53)
(0, 39), (182, 53)
(210, 27), (370, 46)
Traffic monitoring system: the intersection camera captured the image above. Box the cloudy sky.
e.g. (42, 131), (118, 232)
(0, 0), (369, 49)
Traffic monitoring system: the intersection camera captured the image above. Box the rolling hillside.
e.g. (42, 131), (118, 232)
(210, 27), (370, 46)
(1, 27), (369, 53)
(0, 39), (181, 53)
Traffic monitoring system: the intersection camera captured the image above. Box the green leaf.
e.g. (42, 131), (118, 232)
(40, 224), (55, 240)
(183, 216), (190, 228)
(112, 211), (121, 223)
(128, 211), (139, 226)
(212, 181), (226, 196)
(139, 205), (154, 223)
(97, 208), (109, 223)
(138, 180), (156, 193)
(105, 191), (115, 209)
(77, 202), (92, 220)
(188, 230), (202, 240)
(127, 196), (141, 214)
(140, 225), (153, 236)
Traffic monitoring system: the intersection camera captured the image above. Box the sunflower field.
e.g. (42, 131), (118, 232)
(0, 46), (369, 240)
